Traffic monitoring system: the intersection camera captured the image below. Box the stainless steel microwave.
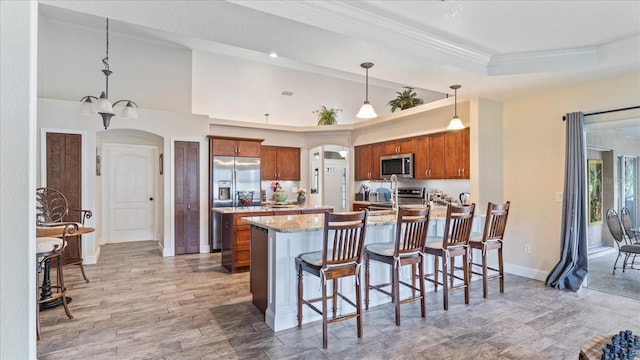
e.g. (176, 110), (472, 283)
(380, 153), (414, 179)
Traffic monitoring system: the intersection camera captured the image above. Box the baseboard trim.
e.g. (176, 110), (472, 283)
(504, 262), (548, 281)
(84, 246), (100, 265)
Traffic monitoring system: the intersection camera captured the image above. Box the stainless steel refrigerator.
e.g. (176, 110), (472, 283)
(212, 156), (261, 250)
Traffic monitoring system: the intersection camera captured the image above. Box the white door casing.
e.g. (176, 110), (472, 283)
(104, 144), (157, 243)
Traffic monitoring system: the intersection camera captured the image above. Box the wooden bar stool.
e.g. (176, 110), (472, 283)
(469, 201), (510, 298)
(295, 210), (368, 349)
(423, 204), (475, 310)
(364, 206), (430, 326)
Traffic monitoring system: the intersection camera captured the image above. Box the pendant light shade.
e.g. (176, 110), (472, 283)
(447, 84), (465, 130)
(79, 18), (138, 130)
(356, 62), (377, 119)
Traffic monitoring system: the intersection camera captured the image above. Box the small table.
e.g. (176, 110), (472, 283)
(36, 226), (94, 310)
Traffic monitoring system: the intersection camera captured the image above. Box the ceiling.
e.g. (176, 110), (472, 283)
(38, 1), (640, 128)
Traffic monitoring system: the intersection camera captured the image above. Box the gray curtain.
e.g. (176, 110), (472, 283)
(545, 112), (589, 291)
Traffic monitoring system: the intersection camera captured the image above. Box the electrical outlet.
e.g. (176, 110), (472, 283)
(524, 244), (532, 254)
(555, 192), (563, 202)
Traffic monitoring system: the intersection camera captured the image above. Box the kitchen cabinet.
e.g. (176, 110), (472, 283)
(352, 203), (369, 212)
(414, 133), (445, 179)
(210, 136), (262, 157)
(261, 145), (300, 180)
(383, 137), (415, 156)
(444, 127), (470, 179)
(222, 211), (267, 272)
(354, 143), (383, 180)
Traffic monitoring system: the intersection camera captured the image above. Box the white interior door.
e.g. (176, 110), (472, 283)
(104, 144), (157, 243)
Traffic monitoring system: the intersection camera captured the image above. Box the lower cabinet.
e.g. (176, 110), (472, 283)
(353, 203), (369, 212)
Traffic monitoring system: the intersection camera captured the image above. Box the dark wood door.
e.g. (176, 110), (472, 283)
(46, 132), (82, 265)
(175, 141), (200, 255)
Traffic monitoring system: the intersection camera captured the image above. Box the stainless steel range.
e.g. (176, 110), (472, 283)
(369, 187), (425, 210)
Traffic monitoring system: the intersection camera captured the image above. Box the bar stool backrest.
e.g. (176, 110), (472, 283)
(442, 204), (475, 249)
(322, 211), (368, 269)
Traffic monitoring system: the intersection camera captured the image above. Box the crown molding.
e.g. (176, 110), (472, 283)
(488, 47), (598, 76)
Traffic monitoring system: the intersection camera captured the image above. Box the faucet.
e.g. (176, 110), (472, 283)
(389, 174), (398, 215)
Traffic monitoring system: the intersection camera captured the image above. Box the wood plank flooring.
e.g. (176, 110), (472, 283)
(37, 241), (640, 359)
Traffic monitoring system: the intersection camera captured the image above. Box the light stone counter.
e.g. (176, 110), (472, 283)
(213, 204), (333, 214)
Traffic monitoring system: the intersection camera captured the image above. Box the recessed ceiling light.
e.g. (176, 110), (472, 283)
(269, 52), (278, 58)
(281, 91), (294, 96)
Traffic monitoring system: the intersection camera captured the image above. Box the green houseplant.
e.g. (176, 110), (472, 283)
(313, 106), (342, 125)
(387, 87), (424, 112)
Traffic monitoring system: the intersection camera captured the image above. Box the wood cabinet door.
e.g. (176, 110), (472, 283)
(397, 137), (415, 154)
(354, 145), (372, 180)
(444, 128), (469, 178)
(260, 145), (278, 180)
(211, 138), (237, 156)
(236, 140), (261, 157)
(175, 141), (200, 255)
(414, 135), (430, 180)
(371, 143), (384, 180)
(429, 133), (446, 179)
(276, 147), (300, 180)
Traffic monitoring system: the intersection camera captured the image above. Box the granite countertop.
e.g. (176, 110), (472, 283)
(243, 205), (483, 233)
(213, 204), (333, 214)
(243, 213), (397, 233)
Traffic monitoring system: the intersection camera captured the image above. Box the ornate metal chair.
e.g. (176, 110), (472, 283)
(606, 208), (640, 274)
(36, 187), (92, 282)
(295, 210), (368, 349)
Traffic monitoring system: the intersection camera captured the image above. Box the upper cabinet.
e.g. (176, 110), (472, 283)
(444, 128), (470, 179)
(383, 138), (415, 156)
(355, 128), (469, 181)
(261, 146), (300, 181)
(414, 132), (445, 179)
(210, 137), (262, 157)
(354, 143), (383, 181)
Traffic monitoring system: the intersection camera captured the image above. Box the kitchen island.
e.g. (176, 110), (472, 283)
(244, 207), (485, 332)
(213, 205), (333, 273)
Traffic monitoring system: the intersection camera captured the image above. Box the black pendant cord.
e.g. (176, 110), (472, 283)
(562, 105), (640, 121)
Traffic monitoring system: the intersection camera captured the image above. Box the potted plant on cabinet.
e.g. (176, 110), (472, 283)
(313, 106), (342, 125)
(387, 87), (424, 112)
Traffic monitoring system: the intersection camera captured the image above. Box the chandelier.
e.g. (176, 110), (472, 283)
(80, 18), (138, 130)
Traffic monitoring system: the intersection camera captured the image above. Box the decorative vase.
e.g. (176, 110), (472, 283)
(297, 194), (306, 206)
(273, 189), (288, 203)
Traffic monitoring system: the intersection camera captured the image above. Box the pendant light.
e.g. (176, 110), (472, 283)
(447, 84), (464, 130)
(80, 18), (139, 130)
(356, 62), (377, 119)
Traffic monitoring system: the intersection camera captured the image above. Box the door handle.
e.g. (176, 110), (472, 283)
(149, 197), (154, 201)
(188, 204), (191, 210)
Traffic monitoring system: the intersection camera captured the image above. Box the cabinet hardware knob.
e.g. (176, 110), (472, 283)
(149, 197), (154, 201)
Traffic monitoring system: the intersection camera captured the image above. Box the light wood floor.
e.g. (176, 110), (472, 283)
(37, 241), (639, 359)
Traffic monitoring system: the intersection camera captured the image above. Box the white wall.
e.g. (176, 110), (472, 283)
(38, 14), (192, 114)
(503, 71), (640, 280)
(0, 1), (37, 358)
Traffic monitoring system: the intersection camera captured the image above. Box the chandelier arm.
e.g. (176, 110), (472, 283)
(112, 100), (139, 108)
(79, 95), (98, 102)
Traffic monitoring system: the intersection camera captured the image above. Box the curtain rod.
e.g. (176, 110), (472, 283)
(562, 105), (640, 121)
